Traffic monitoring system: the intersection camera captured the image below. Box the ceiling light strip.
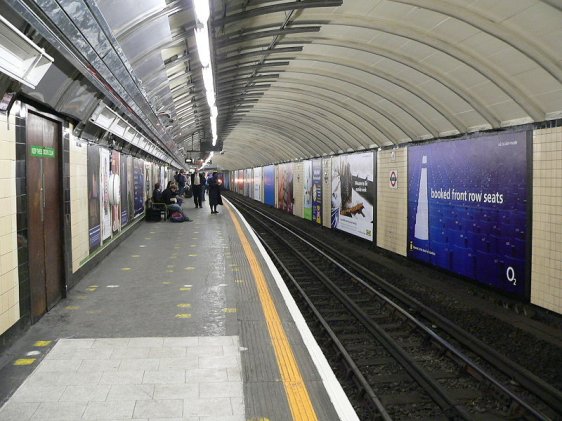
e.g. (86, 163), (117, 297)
(193, 0), (218, 147)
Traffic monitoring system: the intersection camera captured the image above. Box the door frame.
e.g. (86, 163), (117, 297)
(24, 104), (68, 311)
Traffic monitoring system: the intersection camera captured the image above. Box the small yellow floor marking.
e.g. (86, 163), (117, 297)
(169, 256), (177, 260)
(229, 264), (239, 267)
(149, 231), (156, 234)
(194, 231), (199, 234)
(88, 285), (99, 288)
(166, 270), (174, 273)
(65, 306), (80, 310)
(163, 281), (172, 285)
(177, 303), (191, 308)
(145, 237), (151, 240)
(75, 295), (87, 300)
(223, 308), (237, 313)
(86, 310), (102, 314)
(185, 267), (195, 271)
(131, 255), (140, 258)
(192, 237), (198, 240)
(167, 265), (174, 268)
(234, 279), (245, 284)
(34, 341), (52, 347)
(14, 359), (35, 366)
(232, 268), (239, 272)
(121, 268), (132, 271)
(179, 287), (191, 291)
(188, 254), (197, 257)
(226, 205), (318, 421)
(86, 288), (97, 292)
(175, 313), (192, 319)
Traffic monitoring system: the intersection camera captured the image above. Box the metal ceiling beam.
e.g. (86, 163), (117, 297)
(215, 26), (321, 47)
(214, 1), (343, 26)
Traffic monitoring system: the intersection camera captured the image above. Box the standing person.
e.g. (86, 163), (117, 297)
(200, 172), (206, 203)
(208, 171), (223, 214)
(177, 169), (187, 196)
(191, 170), (204, 208)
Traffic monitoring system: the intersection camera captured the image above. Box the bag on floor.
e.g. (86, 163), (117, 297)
(170, 211), (189, 222)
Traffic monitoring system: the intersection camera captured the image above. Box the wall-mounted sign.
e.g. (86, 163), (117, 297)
(31, 145), (55, 158)
(389, 169), (398, 189)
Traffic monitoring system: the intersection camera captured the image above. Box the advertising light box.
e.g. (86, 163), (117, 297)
(331, 151), (375, 241)
(264, 165), (275, 206)
(408, 131), (530, 297)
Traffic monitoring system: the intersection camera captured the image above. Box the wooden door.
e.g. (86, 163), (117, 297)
(26, 111), (64, 321)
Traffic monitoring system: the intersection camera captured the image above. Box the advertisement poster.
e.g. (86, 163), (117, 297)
(331, 152), (375, 241)
(110, 151), (121, 233)
(145, 162), (152, 199)
(244, 168), (252, 198)
(277, 163), (293, 213)
(120, 155), (128, 227)
(234, 170), (242, 193)
(100, 148), (111, 242)
(312, 159), (322, 224)
(253, 167), (262, 202)
(264, 165), (275, 206)
(126, 156), (134, 222)
(87, 145), (101, 252)
(303, 160), (313, 220)
(408, 131), (529, 296)
(133, 158), (144, 217)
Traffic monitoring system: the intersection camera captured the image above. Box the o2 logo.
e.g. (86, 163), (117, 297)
(506, 266), (517, 286)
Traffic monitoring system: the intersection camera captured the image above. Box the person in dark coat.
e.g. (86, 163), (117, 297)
(208, 171), (223, 214)
(190, 170), (205, 208)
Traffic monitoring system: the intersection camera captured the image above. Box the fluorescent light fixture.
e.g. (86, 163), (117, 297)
(192, 0), (219, 151)
(194, 25), (211, 67)
(193, 0), (210, 25)
(0, 14), (54, 89)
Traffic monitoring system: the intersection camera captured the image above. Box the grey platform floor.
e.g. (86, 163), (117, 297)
(0, 200), (350, 420)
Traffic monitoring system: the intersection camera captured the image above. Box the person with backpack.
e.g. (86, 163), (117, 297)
(161, 183), (190, 222)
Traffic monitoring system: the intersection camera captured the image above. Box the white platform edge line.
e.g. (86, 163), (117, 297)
(226, 198), (360, 421)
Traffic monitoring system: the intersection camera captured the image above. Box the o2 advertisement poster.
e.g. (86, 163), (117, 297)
(331, 152), (375, 241)
(264, 165), (275, 206)
(407, 131), (529, 297)
(312, 159), (322, 224)
(100, 148), (111, 242)
(244, 169), (252, 197)
(303, 160), (313, 220)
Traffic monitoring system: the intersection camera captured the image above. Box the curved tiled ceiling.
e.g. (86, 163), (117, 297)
(210, 0), (562, 169)
(5, 0), (561, 170)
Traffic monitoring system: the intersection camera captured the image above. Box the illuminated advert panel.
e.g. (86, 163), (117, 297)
(407, 131), (530, 297)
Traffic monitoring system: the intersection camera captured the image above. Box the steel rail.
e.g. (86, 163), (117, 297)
(227, 193), (556, 420)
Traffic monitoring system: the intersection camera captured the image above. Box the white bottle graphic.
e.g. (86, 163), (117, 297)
(414, 155), (429, 240)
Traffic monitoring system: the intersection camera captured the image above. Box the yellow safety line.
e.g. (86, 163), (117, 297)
(226, 204), (318, 421)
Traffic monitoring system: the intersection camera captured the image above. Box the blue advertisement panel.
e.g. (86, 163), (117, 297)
(312, 159), (322, 224)
(408, 131), (529, 297)
(263, 165), (275, 206)
(303, 160), (313, 220)
(331, 152), (375, 241)
(133, 158), (145, 217)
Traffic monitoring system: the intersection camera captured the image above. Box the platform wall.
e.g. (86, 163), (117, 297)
(70, 135), (89, 273)
(322, 157), (332, 229)
(293, 161), (304, 218)
(531, 127), (562, 314)
(0, 113), (20, 335)
(376, 148), (408, 256)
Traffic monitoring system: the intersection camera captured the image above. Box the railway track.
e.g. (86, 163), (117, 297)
(226, 193), (561, 420)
